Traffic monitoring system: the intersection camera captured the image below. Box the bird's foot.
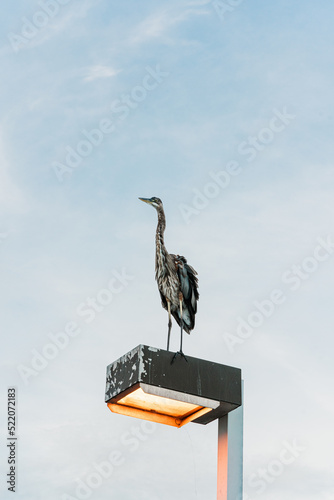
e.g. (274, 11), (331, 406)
(171, 350), (188, 364)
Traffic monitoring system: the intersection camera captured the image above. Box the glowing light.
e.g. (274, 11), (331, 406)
(108, 386), (213, 427)
(119, 388), (203, 417)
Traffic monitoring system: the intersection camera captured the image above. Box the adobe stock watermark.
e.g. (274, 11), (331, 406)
(8, 0), (73, 53)
(179, 107), (296, 224)
(17, 268), (134, 385)
(52, 65), (169, 183)
(212, 0), (245, 21)
(62, 421), (157, 500)
(245, 439), (306, 498)
(223, 235), (334, 353)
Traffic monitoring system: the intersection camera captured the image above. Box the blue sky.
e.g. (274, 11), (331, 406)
(1, 1), (334, 499)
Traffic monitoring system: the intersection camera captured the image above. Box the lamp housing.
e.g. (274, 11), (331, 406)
(105, 345), (241, 428)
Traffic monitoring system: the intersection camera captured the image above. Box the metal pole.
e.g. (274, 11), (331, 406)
(217, 383), (243, 500)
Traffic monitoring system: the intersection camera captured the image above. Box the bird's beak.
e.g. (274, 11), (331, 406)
(139, 197), (153, 205)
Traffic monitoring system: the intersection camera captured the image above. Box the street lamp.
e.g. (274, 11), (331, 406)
(105, 344), (243, 499)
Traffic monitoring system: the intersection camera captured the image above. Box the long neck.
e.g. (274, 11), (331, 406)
(155, 206), (168, 272)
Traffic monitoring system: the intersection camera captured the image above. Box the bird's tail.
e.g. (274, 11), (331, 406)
(176, 306), (194, 334)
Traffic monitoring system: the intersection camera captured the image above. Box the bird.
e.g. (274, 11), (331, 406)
(139, 197), (199, 361)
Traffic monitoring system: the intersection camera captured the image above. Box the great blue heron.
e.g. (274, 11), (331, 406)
(139, 197), (199, 360)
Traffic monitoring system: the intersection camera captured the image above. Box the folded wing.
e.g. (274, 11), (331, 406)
(172, 254), (199, 333)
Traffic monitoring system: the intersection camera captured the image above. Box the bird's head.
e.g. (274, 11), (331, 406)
(139, 197), (163, 210)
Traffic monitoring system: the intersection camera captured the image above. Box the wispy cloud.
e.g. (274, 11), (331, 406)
(130, 6), (209, 45)
(83, 65), (121, 82)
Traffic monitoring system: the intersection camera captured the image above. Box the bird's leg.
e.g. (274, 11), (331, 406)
(179, 293), (184, 353)
(171, 293), (188, 364)
(167, 299), (172, 351)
